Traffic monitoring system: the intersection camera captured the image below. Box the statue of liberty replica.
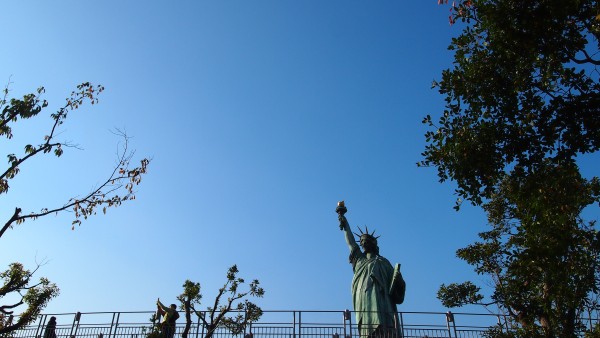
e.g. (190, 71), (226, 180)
(336, 201), (406, 338)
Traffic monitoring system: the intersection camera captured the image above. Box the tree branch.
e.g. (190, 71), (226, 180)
(0, 300), (24, 314)
(571, 50), (600, 66)
(213, 292), (247, 330)
(191, 305), (209, 328)
(0, 142), (61, 183)
(0, 208), (22, 246)
(1, 133), (149, 241)
(210, 285), (227, 324)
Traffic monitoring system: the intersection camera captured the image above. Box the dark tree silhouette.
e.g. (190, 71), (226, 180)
(422, 1), (600, 337)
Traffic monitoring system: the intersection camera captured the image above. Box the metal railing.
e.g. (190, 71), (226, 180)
(11, 310), (511, 338)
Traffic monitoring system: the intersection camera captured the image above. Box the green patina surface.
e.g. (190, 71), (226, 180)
(337, 204), (405, 337)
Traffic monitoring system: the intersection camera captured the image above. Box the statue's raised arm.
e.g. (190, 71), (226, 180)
(336, 201), (359, 252)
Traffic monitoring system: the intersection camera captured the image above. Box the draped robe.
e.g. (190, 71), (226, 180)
(350, 246), (404, 337)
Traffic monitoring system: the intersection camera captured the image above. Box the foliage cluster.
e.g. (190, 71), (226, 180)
(423, 1), (600, 337)
(176, 265), (264, 338)
(0, 82), (149, 335)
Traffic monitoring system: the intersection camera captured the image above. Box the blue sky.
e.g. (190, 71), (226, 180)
(1, 1), (597, 319)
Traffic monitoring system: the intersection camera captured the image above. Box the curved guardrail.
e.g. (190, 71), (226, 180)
(7, 310), (517, 338)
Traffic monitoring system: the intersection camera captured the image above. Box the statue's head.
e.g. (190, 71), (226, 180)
(354, 226), (380, 255)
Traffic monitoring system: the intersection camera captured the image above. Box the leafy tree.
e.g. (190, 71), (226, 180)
(0, 82), (149, 335)
(177, 265), (265, 338)
(421, 1), (600, 337)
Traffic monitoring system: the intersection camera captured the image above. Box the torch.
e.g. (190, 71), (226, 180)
(336, 201), (347, 230)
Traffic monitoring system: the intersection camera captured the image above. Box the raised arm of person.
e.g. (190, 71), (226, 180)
(339, 213), (360, 253)
(157, 298), (169, 312)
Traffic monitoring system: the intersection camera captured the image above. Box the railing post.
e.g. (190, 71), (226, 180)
(108, 313), (116, 338)
(445, 311), (455, 338)
(194, 314), (200, 338)
(348, 310), (353, 338)
(342, 310), (347, 338)
(343, 310), (351, 338)
(292, 311), (296, 338)
(35, 314), (47, 338)
(398, 312), (404, 338)
(298, 311), (301, 338)
(111, 312), (121, 338)
(70, 312), (82, 338)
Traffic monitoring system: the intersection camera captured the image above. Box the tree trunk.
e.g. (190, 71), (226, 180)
(182, 300), (192, 338)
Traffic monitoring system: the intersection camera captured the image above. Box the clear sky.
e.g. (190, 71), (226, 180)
(1, 1), (597, 319)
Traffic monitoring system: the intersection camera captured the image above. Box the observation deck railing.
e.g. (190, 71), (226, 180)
(9, 310), (515, 338)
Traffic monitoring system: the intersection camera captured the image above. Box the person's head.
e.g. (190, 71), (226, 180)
(355, 227), (380, 255)
(170, 304), (177, 310)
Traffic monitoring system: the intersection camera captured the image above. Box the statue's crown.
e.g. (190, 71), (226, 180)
(353, 225), (380, 242)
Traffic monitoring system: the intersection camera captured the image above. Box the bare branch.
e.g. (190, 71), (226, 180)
(571, 50), (600, 66)
(1, 134), (149, 240)
(0, 300), (24, 314)
(0, 208), (21, 242)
